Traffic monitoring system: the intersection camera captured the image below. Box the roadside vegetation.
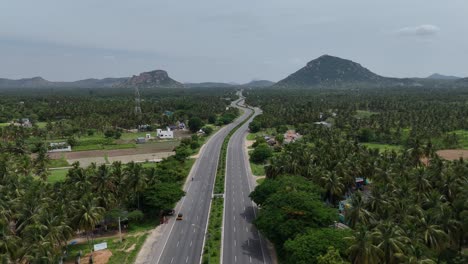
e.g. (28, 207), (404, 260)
(0, 87), (240, 262)
(245, 87), (468, 263)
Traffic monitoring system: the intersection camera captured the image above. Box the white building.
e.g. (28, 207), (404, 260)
(157, 127), (174, 139)
(48, 142), (72, 153)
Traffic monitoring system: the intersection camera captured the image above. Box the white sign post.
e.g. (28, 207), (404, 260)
(93, 242), (107, 251)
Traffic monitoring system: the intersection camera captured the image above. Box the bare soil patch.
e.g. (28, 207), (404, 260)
(80, 249), (112, 264)
(437, 149), (468, 160)
(49, 141), (178, 160)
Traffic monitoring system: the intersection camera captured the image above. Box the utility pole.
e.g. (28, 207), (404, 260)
(118, 217), (122, 242)
(134, 86), (142, 116)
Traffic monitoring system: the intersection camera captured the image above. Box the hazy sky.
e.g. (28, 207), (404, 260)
(1, 0), (467, 82)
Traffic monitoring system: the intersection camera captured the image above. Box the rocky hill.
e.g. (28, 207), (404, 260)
(119, 70), (183, 88)
(274, 55), (415, 88)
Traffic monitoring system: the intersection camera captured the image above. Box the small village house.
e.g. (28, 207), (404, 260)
(157, 127), (174, 139)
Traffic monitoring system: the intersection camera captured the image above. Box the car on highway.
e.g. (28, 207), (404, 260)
(176, 213), (183, 220)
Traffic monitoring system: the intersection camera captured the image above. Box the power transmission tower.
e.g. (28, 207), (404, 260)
(134, 86), (142, 116)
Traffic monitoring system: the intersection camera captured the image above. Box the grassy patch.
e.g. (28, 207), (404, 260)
(121, 132), (156, 140)
(363, 143), (403, 151)
(35, 122), (48, 128)
(256, 178), (265, 184)
(354, 110), (377, 119)
(49, 157), (69, 168)
(246, 128), (279, 141)
(250, 162), (266, 176)
(452, 130), (468, 149)
(246, 133), (256, 140)
(72, 143), (136, 152)
(202, 197), (223, 264)
(48, 169), (68, 183)
(0, 123), (10, 127)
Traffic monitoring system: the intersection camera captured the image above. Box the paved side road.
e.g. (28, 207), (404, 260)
(222, 104), (273, 264)
(135, 96), (251, 264)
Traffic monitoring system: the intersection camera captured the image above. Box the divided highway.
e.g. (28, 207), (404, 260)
(152, 96), (252, 264)
(222, 103), (272, 264)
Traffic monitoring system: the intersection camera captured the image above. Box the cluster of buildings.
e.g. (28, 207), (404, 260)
(135, 122), (186, 144)
(8, 118), (32, 128)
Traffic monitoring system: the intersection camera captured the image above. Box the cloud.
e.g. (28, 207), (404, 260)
(396, 24), (440, 36)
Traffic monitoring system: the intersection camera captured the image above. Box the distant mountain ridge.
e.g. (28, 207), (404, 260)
(0, 70), (182, 89)
(184, 82), (235, 88)
(1, 57), (467, 89)
(426, 73), (461, 80)
(274, 55), (418, 88)
(243, 80), (275, 87)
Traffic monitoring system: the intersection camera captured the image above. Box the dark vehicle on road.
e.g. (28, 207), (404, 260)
(163, 209), (175, 216)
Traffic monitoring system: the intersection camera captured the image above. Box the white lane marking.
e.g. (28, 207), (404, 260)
(190, 240), (193, 247)
(234, 215), (236, 221)
(235, 255), (237, 263)
(177, 241), (179, 247)
(197, 215), (199, 220)
(234, 226), (236, 232)
(193, 228), (196, 233)
(234, 239), (236, 246)
(186, 256), (189, 263)
(171, 258), (174, 264)
(244, 206), (246, 211)
(250, 256), (252, 263)
(246, 227), (249, 232)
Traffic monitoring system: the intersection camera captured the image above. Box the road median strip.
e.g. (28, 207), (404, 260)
(202, 101), (255, 264)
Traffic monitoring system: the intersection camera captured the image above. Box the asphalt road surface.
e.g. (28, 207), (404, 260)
(222, 104), (272, 264)
(156, 96), (251, 264)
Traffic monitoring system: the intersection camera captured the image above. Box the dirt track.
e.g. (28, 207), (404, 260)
(437, 149), (468, 160)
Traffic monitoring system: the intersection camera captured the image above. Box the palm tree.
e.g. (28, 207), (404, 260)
(90, 164), (117, 209)
(124, 162), (147, 209)
(373, 222), (411, 264)
(345, 191), (373, 228)
(345, 226), (383, 264)
(417, 216), (448, 253)
(410, 167), (432, 203)
(72, 196), (104, 251)
(321, 170), (345, 204)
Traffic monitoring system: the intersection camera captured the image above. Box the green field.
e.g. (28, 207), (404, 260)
(72, 143), (136, 152)
(452, 130), (468, 149)
(48, 169), (68, 183)
(355, 110), (377, 119)
(246, 128), (278, 140)
(0, 123), (9, 127)
(363, 143), (403, 151)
